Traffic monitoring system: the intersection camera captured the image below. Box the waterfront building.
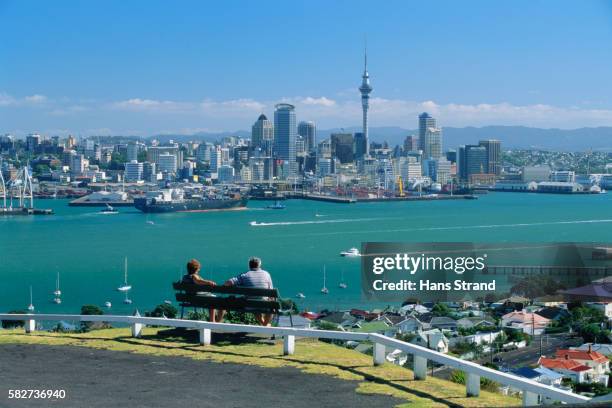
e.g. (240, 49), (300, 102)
(423, 127), (442, 159)
(435, 158), (452, 184)
(158, 152), (178, 174)
(239, 166), (251, 182)
(317, 157), (333, 177)
(331, 133), (354, 164)
(522, 165), (551, 182)
(458, 145), (487, 182)
(274, 103), (297, 176)
(124, 160), (143, 182)
(252, 114), (274, 151)
(479, 139), (501, 175)
(147, 146), (182, 169)
(418, 113), (436, 151)
(297, 121), (316, 152)
(550, 170), (576, 183)
(249, 160), (265, 181)
(142, 162), (156, 182)
(359, 49), (372, 157)
(70, 153), (86, 175)
(217, 165), (235, 184)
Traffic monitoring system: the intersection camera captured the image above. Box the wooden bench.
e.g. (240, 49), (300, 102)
(172, 282), (293, 326)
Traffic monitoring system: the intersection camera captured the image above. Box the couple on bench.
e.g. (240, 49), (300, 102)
(181, 257), (274, 326)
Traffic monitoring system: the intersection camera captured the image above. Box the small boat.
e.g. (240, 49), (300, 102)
(339, 270), (347, 289)
(104, 301), (112, 308)
(163, 300), (172, 305)
(100, 204), (118, 214)
(295, 293), (306, 299)
(146, 220), (155, 225)
(123, 292), (132, 305)
(53, 272), (61, 297)
(340, 248), (361, 257)
(321, 266), (329, 294)
(250, 221), (266, 226)
(27, 286), (35, 312)
(266, 201), (286, 210)
(52, 297), (62, 304)
(117, 257), (132, 292)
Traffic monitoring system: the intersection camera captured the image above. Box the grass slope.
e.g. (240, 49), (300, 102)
(0, 328), (519, 407)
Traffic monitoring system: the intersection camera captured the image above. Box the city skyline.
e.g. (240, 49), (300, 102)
(3, 1), (612, 135)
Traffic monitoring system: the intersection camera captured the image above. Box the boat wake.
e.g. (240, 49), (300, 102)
(249, 217), (382, 227)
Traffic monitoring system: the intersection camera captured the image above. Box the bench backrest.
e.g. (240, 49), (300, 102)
(173, 282), (279, 298)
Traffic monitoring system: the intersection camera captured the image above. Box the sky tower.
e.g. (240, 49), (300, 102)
(359, 47), (373, 157)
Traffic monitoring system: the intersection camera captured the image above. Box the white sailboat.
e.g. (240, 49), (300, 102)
(27, 286), (35, 311)
(339, 270), (347, 289)
(53, 272), (62, 296)
(321, 265), (329, 294)
(295, 292), (306, 299)
(123, 291), (132, 305)
(104, 301), (112, 308)
(117, 257), (132, 292)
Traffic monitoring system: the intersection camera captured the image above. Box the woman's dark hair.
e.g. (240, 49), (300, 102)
(249, 257), (261, 269)
(187, 259), (201, 275)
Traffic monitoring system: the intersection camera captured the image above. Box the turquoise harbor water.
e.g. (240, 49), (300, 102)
(1, 193), (611, 315)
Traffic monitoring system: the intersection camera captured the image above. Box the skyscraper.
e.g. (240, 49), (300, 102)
(330, 133), (354, 164)
(359, 49), (372, 157)
(274, 103), (297, 177)
(458, 145), (487, 181)
(297, 121), (316, 152)
(423, 127), (442, 159)
(418, 113), (436, 151)
(353, 132), (367, 160)
(479, 139), (501, 175)
(251, 114), (274, 151)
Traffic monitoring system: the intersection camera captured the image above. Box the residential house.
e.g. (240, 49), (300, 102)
(501, 310), (550, 335)
(538, 357), (595, 383)
(410, 329), (449, 353)
(534, 307), (570, 322)
(430, 316), (458, 332)
(456, 317), (496, 330)
(573, 343), (612, 356)
(555, 347), (610, 384)
(393, 316), (429, 335)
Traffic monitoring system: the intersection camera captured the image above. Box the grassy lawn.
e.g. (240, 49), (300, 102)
(0, 328), (520, 407)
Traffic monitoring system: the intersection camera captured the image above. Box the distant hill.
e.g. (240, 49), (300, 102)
(151, 126), (612, 151)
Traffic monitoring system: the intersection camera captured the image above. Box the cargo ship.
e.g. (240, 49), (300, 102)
(134, 188), (247, 213)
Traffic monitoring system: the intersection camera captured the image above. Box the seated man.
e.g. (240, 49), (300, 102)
(222, 257), (274, 326)
(181, 259), (220, 322)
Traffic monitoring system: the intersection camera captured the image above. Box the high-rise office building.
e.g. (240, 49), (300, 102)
(251, 114), (274, 150)
(354, 132), (367, 160)
(423, 127), (442, 159)
(458, 145), (487, 181)
(127, 142), (139, 162)
(404, 135), (418, 153)
(158, 152), (178, 174)
(274, 103), (297, 176)
(330, 133), (354, 164)
(478, 139), (501, 175)
(217, 165), (235, 184)
(209, 145), (222, 172)
(418, 113), (436, 151)
(359, 50), (372, 157)
(297, 121), (316, 152)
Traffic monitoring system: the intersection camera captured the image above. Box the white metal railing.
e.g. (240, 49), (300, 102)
(0, 313), (591, 406)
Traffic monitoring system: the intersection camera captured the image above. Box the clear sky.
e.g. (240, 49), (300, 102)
(2, 0), (612, 136)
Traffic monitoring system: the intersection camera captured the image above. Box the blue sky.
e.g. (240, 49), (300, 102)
(2, 0), (612, 136)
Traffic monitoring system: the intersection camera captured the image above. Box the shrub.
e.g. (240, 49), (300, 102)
(1, 310), (26, 329)
(450, 369), (499, 392)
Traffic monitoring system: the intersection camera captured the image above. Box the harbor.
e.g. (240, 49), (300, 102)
(0, 166), (53, 216)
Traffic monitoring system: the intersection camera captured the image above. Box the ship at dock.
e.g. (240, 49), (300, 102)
(134, 188), (247, 213)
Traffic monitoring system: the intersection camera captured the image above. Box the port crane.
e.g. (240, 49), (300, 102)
(396, 176), (405, 197)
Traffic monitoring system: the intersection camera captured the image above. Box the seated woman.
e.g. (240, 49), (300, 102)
(182, 259), (220, 322)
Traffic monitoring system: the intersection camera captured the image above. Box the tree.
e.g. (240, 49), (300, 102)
(80, 304), (104, 331)
(147, 303), (178, 319)
(431, 303), (451, 317)
(280, 298), (299, 314)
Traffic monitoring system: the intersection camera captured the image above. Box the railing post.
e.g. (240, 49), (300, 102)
(131, 311), (143, 338)
(373, 342), (385, 366)
(522, 391), (539, 406)
(199, 328), (211, 346)
(413, 355), (427, 380)
(466, 373), (480, 397)
(283, 335), (295, 355)
(25, 317), (36, 333)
